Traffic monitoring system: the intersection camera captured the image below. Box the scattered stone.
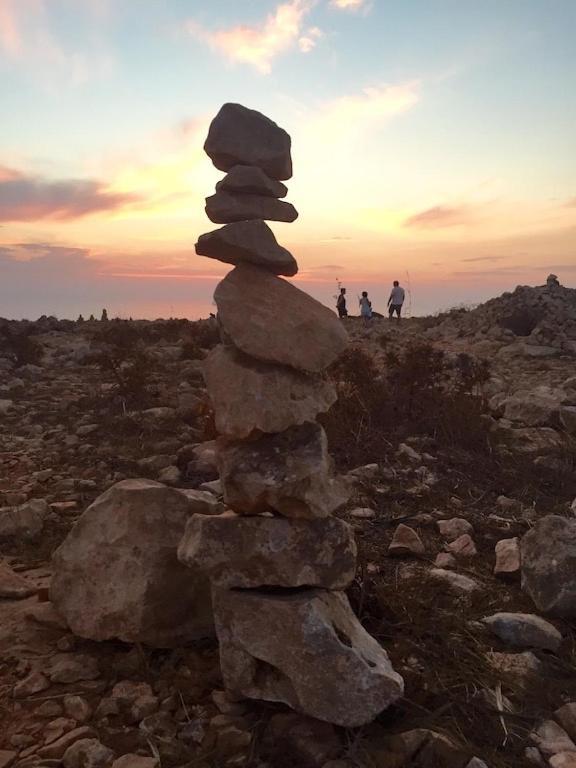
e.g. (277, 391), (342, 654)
(63, 696), (92, 723)
(111, 757), (158, 768)
(487, 650), (542, 680)
(555, 703), (576, 741)
(196, 220), (298, 276)
(37, 727), (97, 759)
(446, 533), (478, 558)
(47, 654), (100, 684)
(437, 518), (473, 541)
(0, 498), (48, 540)
(44, 717), (77, 744)
(217, 422), (348, 519)
(178, 513), (357, 589)
(0, 561), (36, 598)
(50, 479), (214, 647)
(13, 670), (50, 698)
(205, 191), (298, 224)
(429, 568), (480, 593)
(521, 515), (576, 616)
(434, 553), (456, 569)
(62, 739), (115, 768)
(214, 265), (348, 373)
(213, 587), (403, 727)
(349, 507), (376, 519)
(24, 601), (67, 629)
(0, 753), (16, 768)
(530, 720), (576, 758)
(262, 713), (341, 767)
(550, 754), (576, 768)
(481, 612), (562, 651)
(204, 103), (292, 180)
(216, 164), (288, 197)
(203, 345), (336, 439)
(494, 537), (521, 578)
(388, 524), (425, 556)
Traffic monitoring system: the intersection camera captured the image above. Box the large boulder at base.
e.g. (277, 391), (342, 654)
(213, 587), (404, 727)
(50, 479), (214, 647)
(215, 265), (348, 373)
(204, 103), (292, 180)
(195, 221), (297, 276)
(521, 515), (576, 617)
(178, 513), (357, 589)
(217, 422), (349, 519)
(205, 191), (298, 224)
(203, 345), (336, 439)
(216, 165), (288, 198)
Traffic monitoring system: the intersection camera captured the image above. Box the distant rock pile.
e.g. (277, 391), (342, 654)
(430, 281), (576, 356)
(185, 103), (404, 726)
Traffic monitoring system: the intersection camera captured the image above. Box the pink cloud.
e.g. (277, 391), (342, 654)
(186, 0), (318, 74)
(330, 0), (367, 10)
(404, 205), (474, 229)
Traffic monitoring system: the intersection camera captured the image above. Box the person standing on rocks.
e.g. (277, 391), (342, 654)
(388, 280), (405, 322)
(336, 287), (348, 319)
(359, 291), (372, 326)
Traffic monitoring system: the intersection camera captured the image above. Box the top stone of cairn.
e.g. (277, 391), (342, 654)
(204, 103), (293, 181)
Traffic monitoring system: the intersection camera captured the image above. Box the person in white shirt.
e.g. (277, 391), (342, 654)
(388, 280), (405, 321)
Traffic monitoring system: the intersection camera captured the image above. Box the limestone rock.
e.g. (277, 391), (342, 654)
(494, 537), (520, 578)
(50, 479), (214, 647)
(0, 498), (48, 541)
(437, 517), (473, 541)
(215, 265), (348, 373)
(196, 221), (297, 276)
(445, 533), (477, 558)
(521, 515), (576, 616)
(481, 612), (562, 651)
(216, 165), (288, 198)
(550, 754), (576, 768)
(203, 345), (336, 439)
(388, 524), (425, 556)
(206, 191), (298, 224)
(556, 703), (576, 741)
(429, 568), (480, 593)
(37, 727), (97, 759)
(178, 513), (357, 589)
(213, 587), (404, 727)
(530, 720), (576, 758)
(217, 423), (349, 519)
(0, 561), (36, 598)
(62, 739), (115, 768)
(112, 757), (159, 768)
(204, 103), (292, 180)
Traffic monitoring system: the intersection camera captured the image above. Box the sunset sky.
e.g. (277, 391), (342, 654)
(1, 0), (575, 320)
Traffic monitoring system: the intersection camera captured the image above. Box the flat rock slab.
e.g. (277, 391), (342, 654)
(213, 587), (404, 727)
(481, 612), (562, 651)
(494, 537), (520, 578)
(178, 513), (357, 589)
(0, 561), (37, 599)
(204, 103), (292, 180)
(196, 221), (297, 276)
(521, 515), (576, 617)
(50, 479), (214, 647)
(217, 422), (349, 519)
(215, 265), (348, 373)
(203, 345), (336, 439)
(216, 165), (288, 198)
(206, 191), (298, 224)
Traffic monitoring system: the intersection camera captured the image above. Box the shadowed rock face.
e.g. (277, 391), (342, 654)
(217, 422), (349, 519)
(521, 515), (576, 617)
(205, 191), (298, 224)
(204, 103), (292, 180)
(202, 345), (336, 439)
(50, 479), (214, 647)
(215, 265), (348, 373)
(195, 221), (298, 276)
(178, 513), (357, 589)
(216, 165), (288, 198)
(213, 587), (404, 727)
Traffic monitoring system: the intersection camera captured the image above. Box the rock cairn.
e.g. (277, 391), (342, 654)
(179, 103), (404, 727)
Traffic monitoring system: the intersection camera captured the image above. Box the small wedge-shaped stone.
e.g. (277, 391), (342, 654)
(204, 103), (292, 180)
(213, 587), (404, 727)
(205, 191), (298, 224)
(481, 612), (562, 651)
(215, 265), (348, 373)
(216, 165), (288, 198)
(203, 346), (336, 439)
(218, 422), (349, 519)
(178, 513), (357, 589)
(196, 221), (297, 276)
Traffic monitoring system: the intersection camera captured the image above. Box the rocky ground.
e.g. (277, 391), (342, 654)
(1, 283), (576, 768)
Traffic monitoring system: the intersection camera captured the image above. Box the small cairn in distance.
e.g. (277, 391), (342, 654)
(179, 102), (404, 727)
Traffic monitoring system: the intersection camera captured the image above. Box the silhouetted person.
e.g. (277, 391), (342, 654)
(359, 291), (372, 326)
(388, 280), (405, 321)
(336, 287), (348, 318)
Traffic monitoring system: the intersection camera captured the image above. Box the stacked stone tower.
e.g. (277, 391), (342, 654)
(178, 103), (403, 727)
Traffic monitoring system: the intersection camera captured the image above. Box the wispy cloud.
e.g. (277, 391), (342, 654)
(0, 166), (139, 222)
(461, 255), (505, 262)
(330, 0), (368, 11)
(186, 0), (318, 74)
(404, 205), (473, 229)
